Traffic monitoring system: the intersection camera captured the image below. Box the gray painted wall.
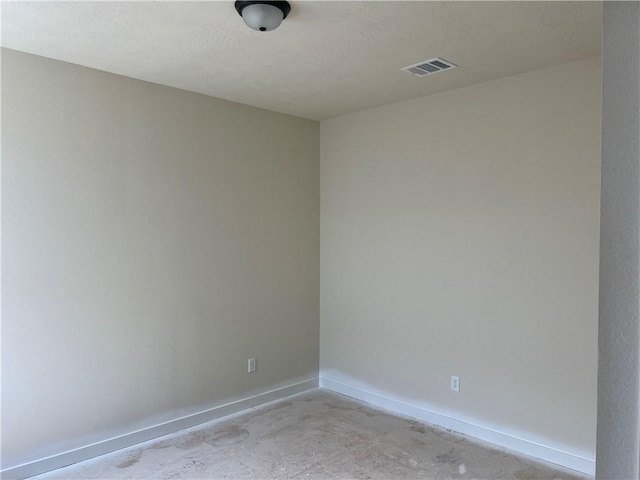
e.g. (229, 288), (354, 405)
(597, 3), (640, 479)
(1, 49), (320, 470)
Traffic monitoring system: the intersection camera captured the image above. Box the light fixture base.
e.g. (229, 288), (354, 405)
(235, 1), (291, 32)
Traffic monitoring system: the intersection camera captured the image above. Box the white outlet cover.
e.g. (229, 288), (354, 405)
(248, 358), (256, 373)
(451, 376), (460, 392)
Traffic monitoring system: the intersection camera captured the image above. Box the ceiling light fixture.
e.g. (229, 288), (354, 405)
(235, 1), (291, 32)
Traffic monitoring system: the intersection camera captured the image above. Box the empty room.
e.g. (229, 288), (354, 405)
(2, 1), (639, 479)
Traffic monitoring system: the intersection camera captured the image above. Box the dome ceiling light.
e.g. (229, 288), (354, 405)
(235, 1), (291, 32)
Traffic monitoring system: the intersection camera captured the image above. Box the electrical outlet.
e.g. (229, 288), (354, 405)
(248, 358), (256, 373)
(451, 376), (460, 392)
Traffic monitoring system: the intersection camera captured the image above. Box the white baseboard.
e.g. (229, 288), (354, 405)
(320, 376), (595, 476)
(2, 378), (318, 480)
(3, 376), (595, 479)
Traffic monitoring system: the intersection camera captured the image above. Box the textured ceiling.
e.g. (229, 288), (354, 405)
(1, 1), (602, 120)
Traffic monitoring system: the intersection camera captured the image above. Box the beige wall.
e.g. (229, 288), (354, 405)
(1, 49), (319, 468)
(2, 48), (602, 471)
(320, 57), (601, 458)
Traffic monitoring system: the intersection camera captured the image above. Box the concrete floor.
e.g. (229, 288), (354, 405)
(32, 389), (587, 480)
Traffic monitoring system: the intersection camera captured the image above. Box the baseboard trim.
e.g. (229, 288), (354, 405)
(2, 378), (318, 480)
(319, 376), (595, 476)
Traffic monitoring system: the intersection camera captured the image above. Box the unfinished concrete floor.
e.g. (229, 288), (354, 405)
(32, 389), (587, 480)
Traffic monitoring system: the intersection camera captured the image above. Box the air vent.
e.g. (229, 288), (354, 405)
(401, 57), (457, 77)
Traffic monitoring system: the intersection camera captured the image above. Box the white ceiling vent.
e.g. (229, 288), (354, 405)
(401, 57), (457, 77)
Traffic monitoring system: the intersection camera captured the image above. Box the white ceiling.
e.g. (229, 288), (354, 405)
(1, 1), (602, 120)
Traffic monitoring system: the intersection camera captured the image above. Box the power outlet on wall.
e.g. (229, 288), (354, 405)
(451, 376), (460, 392)
(248, 358), (257, 373)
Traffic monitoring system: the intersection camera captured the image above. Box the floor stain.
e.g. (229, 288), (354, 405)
(116, 452), (141, 469)
(429, 425), (468, 446)
(152, 434), (203, 451)
(436, 447), (462, 466)
(411, 437), (427, 447)
(254, 401), (293, 416)
(323, 403), (378, 418)
(411, 425), (427, 434)
(200, 425), (249, 447)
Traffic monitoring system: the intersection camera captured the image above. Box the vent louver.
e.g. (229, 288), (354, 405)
(401, 57), (457, 77)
